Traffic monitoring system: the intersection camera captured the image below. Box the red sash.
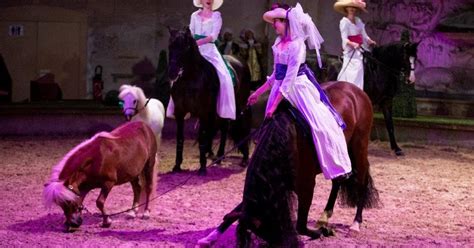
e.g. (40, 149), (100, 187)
(348, 34), (363, 45)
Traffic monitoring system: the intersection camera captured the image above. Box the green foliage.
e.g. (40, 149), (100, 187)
(392, 82), (417, 118)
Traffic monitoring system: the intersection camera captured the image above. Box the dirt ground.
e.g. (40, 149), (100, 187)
(0, 136), (472, 247)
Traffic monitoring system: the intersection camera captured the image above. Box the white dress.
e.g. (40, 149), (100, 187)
(167, 10), (236, 120)
(337, 17), (370, 89)
(266, 37), (351, 180)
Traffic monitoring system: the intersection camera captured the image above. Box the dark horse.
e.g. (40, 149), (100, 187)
(198, 82), (379, 247)
(315, 42), (419, 156)
(363, 42), (419, 156)
(167, 27), (251, 174)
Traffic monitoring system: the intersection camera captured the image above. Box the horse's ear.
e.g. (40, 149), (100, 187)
(184, 26), (191, 35)
(168, 26), (178, 36)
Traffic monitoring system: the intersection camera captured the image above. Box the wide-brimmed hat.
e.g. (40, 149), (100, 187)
(333, 0), (367, 14)
(193, 0), (223, 10)
(263, 7), (288, 24)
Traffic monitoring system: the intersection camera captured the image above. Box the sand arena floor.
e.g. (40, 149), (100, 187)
(0, 136), (472, 247)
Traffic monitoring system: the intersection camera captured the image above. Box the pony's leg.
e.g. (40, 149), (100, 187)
(127, 179), (141, 219)
(142, 156), (156, 219)
(172, 117), (184, 172)
(316, 181), (340, 228)
(215, 120), (229, 164)
(96, 184), (113, 227)
(381, 100), (404, 156)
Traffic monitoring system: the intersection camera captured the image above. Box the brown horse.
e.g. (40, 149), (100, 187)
(198, 81), (379, 247)
(43, 121), (157, 232)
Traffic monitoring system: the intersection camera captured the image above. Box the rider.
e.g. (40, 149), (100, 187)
(334, 0), (376, 89)
(197, 4), (353, 245)
(249, 3), (352, 181)
(166, 0), (236, 120)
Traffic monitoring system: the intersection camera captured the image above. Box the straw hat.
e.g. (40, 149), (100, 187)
(263, 7), (288, 24)
(193, 0), (223, 10)
(333, 0), (367, 14)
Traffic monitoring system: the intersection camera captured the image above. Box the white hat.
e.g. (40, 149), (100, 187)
(333, 0), (367, 14)
(193, 0), (223, 11)
(262, 7), (288, 24)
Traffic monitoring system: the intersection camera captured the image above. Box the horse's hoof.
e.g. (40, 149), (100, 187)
(197, 229), (221, 247)
(320, 226), (335, 237)
(126, 210), (137, 219)
(394, 149), (404, 156)
(142, 210), (151, 219)
(101, 217), (112, 228)
(297, 227), (321, 239)
(197, 168), (207, 176)
(315, 219), (328, 229)
(349, 221), (361, 233)
(239, 159), (248, 168)
(172, 166), (183, 173)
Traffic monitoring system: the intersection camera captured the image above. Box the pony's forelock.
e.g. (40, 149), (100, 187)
(43, 181), (79, 209)
(118, 85), (147, 108)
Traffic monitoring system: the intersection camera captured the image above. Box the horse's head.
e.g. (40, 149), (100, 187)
(167, 26), (198, 84)
(118, 84), (146, 121)
(402, 42), (419, 84)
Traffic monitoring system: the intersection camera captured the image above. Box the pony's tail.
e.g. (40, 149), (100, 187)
(338, 169), (380, 209)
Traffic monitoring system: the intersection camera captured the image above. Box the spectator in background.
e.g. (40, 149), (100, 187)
(239, 28), (263, 88)
(218, 28), (240, 56)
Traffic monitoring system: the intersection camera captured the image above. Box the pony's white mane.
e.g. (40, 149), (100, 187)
(118, 84), (147, 109)
(43, 131), (115, 208)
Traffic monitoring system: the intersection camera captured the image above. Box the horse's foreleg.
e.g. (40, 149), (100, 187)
(127, 179), (141, 219)
(198, 122), (209, 175)
(96, 184), (113, 227)
(198, 203), (242, 246)
(296, 169), (320, 239)
(215, 120), (229, 164)
(316, 182), (340, 228)
(173, 117), (184, 172)
(381, 101), (403, 156)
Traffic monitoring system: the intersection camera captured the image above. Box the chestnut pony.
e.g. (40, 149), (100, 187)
(43, 121), (157, 232)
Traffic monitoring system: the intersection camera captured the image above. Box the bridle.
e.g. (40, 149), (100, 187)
(122, 98), (151, 120)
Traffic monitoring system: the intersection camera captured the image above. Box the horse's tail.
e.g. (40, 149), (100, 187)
(338, 168), (380, 209)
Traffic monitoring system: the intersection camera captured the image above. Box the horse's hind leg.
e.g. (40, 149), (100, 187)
(198, 202), (242, 246)
(127, 179), (141, 219)
(381, 100), (403, 156)
(215, 119), (229, 164)
(296, 164), (320, 239)
(172, 117), (184, 172)
(96, 183), (113, 227)
(316, 181), (340, 228)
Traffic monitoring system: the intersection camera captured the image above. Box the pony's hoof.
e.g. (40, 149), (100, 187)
(172, 166), (182, 173)
(197, 168), (207, 176)
(126, 210), (137, 219)
(315, 219), (328, 229)
(349, 221), (361, 233)
(142, 210), (151, 219)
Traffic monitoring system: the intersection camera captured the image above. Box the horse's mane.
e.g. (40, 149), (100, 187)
(240, 103), (300, 245)
(43, 132), (116, 208)
(119, 84), (148, 109)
